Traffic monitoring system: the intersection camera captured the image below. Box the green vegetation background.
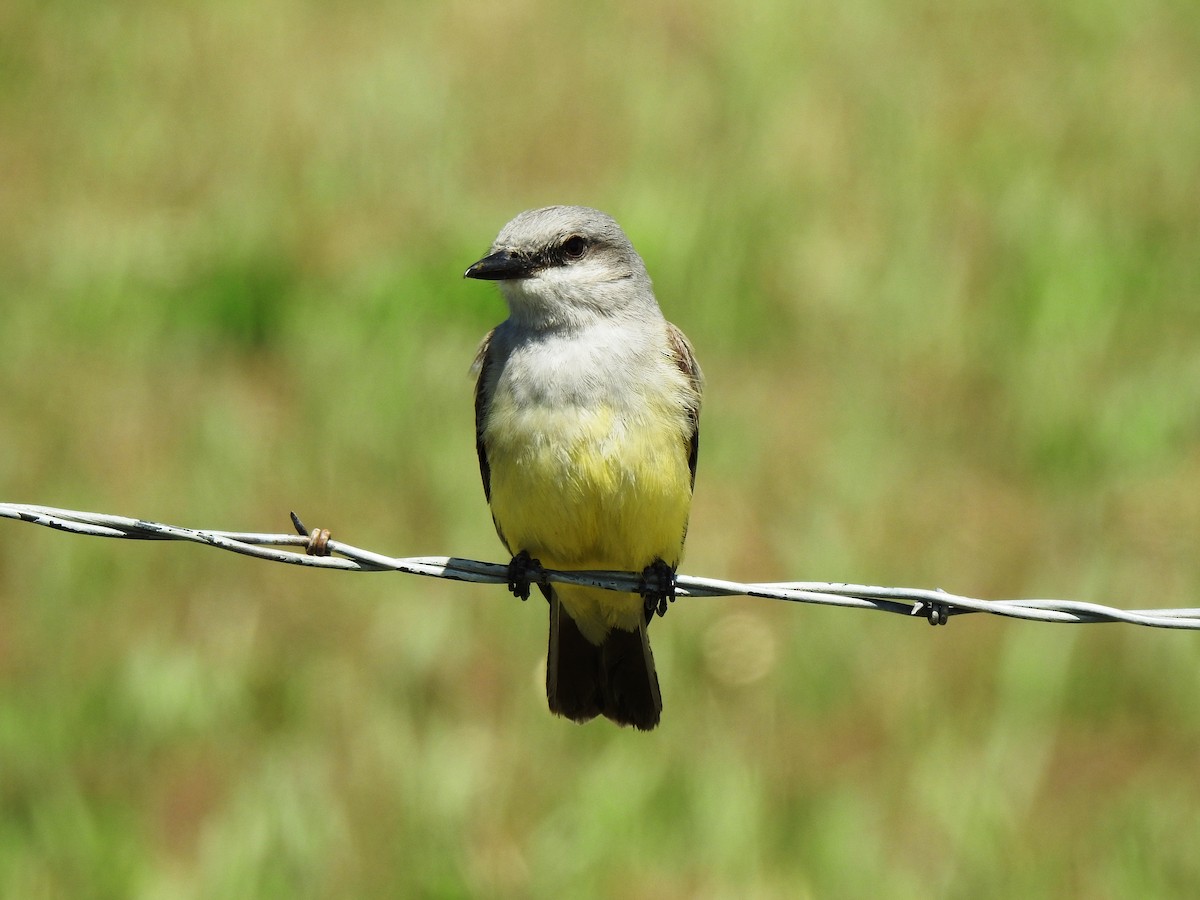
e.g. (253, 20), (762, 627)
(2, 0), (1199, 896)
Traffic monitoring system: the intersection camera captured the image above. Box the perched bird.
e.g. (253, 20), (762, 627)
(466, 206), (703, 730)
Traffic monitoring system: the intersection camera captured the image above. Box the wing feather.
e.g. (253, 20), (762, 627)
(664, 322), (703, 490)
(471, 329), (496, 503)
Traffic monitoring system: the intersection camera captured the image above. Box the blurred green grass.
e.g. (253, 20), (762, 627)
(2, 0), (1199, 896)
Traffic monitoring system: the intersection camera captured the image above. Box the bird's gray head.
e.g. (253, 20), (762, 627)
(464, 206), (659, 330)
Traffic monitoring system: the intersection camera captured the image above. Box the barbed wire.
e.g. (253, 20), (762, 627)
(2, 501), (1198, 630)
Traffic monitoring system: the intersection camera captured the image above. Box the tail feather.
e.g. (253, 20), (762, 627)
(599, 623), (662, 731)
(546, 591), (604, 723)
(546, 590), (662, 730)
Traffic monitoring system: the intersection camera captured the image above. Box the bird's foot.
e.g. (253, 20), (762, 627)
(507, 550), (545, 601)
(640, 558), (677, 621)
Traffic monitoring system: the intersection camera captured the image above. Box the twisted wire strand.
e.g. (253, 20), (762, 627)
(3, 502), (1197, 630)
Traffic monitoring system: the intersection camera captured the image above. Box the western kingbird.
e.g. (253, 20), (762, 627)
(465, 206), (703, 731)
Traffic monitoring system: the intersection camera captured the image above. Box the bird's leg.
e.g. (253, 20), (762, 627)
(507, 550), (545, 601)
(640, 558), (677, 621)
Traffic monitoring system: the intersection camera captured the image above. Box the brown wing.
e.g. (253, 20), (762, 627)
(471, 329), (496, 502)
(665, 322), (704, 490)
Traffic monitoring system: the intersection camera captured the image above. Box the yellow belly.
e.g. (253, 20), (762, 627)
(485, 397), (693, 639)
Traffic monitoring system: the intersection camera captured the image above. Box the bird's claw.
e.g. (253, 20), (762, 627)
(507, 550), (545, 601)
(640, 559), (676, 622)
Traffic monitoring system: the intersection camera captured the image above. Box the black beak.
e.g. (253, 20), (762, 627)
(464, 249), (533, 281)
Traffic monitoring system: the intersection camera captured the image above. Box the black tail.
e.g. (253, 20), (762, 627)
(546, 591), (662, 731)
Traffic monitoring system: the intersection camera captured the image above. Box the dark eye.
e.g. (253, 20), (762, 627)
(562, 235), (588, 260)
